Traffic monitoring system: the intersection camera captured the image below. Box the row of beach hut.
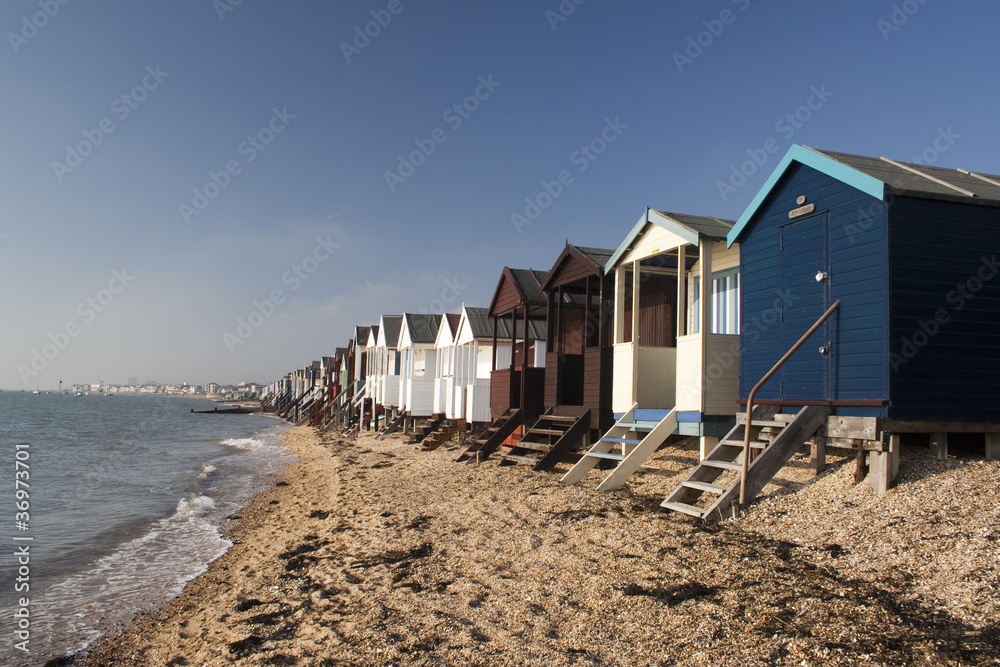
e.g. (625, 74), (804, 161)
(260, 144), (1000, 520)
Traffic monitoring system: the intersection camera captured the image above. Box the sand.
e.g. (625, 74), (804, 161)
(70, 425), (1000, 666)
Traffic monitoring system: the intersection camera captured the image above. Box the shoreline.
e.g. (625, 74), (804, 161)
(71, 427), (1000, 666)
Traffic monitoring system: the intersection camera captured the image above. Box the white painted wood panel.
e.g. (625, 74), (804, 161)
(675, 334), (703, 412)
(467, 380), (491, 423)
(636, 346), (676, 409)
(612, 342), (635, 413)
(620, 224), (689, 265)
(408, 378), (435, 416)
(382, 376), (400, 407)
(712, 241), (740, 271)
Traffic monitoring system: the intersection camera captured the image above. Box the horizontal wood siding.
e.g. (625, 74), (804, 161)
(621, 224), (688, 264)
(739, 163), (889, 403)
(544, 351), (559, 407)
(584, 346), (613, 431)
(549, 255), (597, 288)
(490, 369), (515, 420)
(382, 375), (400, 407)
(888, 196), (1000, 420)
(408, 378), (435, 417)
(491, 278), (522, 316)
(711, 241), (740, 271)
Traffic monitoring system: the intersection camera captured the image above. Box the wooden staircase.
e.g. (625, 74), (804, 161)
(419, 418), (465, 451)
(499, 409), (591, 471)
(661, 405), (831, 521)
(376, 413), (406, 440)
(560, 405), (678, 491)
(456, 409), (522, 463)
(408, 413), (445, 444)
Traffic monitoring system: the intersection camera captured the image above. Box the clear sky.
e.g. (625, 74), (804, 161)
(2, 0), (998, 389)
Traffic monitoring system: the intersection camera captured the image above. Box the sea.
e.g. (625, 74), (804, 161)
(0, 391), (295, 666)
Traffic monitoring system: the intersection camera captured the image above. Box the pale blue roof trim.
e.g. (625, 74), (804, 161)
(726, 144), (886, 247)
(605, 208), (700, 272)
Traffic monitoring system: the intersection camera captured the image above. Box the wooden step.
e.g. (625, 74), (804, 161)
(585, 451), (625, 461)
(681, 480), (728, 495)
(528, 428), (568, 436)
(599, 437), (642, 446)
(721, 440), (769, 450)
(660, 501), (704, 518)
(543, 415), (579, 422)
(613, 421), (660, 432)
(700, 460), (742, 471)
(512, 441), (551, 452)
(503, 454), (540, 465)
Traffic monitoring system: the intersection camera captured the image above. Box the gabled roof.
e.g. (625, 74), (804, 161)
(540, 243), (614, 291)
(487, 267), (548, 316)
(366, 325), (379, 348)
(457, 306), (544, 343)
(728, 144), (1000, 245)
(464, 306), (495, 339)
(399, 313), (442, 347)
(434, 312), (463, 348)
(606, 208), (735, 271)
(354, 325), (371, 346)
(379, 316), (402, 348)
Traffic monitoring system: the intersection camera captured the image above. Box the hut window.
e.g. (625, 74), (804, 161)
(692, 269), (740, 335)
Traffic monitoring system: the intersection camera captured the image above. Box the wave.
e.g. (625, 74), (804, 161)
(174, 493), (216, 519)
(220, 436), (267, 450)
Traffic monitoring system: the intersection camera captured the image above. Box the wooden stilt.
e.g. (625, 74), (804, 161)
(986, 433), (1000, 461)
(930, 431), (948, 460)
(699, 435), (718, 461)
(868, 434), (899, 494)
(810, 435), (826, 476)
(854, 440), (867, 484)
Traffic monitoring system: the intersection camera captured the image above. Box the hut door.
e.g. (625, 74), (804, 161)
(779, 214), (831, 400)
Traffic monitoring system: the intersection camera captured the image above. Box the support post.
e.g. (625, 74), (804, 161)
(930, 431), (948, 460)
(676, 244), (686, 339)
(631, 260), (640, 405)
(987, 433), (1000, 461)
(699, 435), (718, 461)
(869, 434), (900, 494)
(810, 435), (826, 476)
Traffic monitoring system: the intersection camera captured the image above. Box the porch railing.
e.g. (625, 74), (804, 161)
(740, 300), (841, 505)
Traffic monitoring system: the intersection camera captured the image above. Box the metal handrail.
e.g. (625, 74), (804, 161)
(739, 300), (840, 505)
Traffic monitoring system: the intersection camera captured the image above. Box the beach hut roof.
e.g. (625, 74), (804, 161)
(400, 313), (442, 346)
(605, 209), (735, 271)
(488, 267), (548, 317)
(354, 325), (371, 346)
(540, 243), (615, 292)
(377, 316), (402, 349)
(728, 144), (1000, 245)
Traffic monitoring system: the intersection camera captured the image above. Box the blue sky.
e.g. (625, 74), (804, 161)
(2, 0), (998, 389)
